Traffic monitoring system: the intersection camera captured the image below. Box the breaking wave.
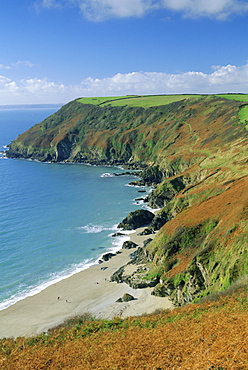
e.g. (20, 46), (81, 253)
(77, 224), (118, 234)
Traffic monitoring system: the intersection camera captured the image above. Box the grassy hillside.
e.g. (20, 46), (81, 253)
(7, 94), (247, 164)
(217, 94), (248, 128)
(1, 286), (248, 369)
(217, 93), (248, 102)
(78, 94), (202, 108)
(6, 94), (248, 306)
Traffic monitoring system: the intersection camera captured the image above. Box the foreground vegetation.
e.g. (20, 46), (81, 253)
(1, 285), (248, 369)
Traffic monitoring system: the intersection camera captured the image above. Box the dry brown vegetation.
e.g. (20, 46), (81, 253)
(1, 288), (248, 369)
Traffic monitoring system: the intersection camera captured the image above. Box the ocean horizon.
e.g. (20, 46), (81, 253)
(0, 105), (148, 311)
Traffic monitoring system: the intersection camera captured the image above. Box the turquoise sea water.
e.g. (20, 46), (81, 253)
(0, 105), (147, 310)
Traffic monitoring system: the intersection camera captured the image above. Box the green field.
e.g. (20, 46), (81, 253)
(77, 94), (202, 108)
(78, 94), (248, 107)
(77, 96), (136, 105)
(217, 94), (248, 102)
(216, 94), (248, 126)
(78, 94), (248, 124)
(239, 105), (248, 128)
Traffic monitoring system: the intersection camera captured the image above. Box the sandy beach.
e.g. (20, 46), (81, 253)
(0, 227), (173, 339)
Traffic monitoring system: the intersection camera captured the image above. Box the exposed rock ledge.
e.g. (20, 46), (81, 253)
(110, 238), (160, 290)
(117, 209), (155, 230)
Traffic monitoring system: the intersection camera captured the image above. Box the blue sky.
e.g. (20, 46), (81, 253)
(1, 0), (248, 104)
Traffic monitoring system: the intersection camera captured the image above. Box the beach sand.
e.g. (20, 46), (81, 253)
(0, 228), (173, 338)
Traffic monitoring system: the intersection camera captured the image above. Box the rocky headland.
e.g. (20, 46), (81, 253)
(7, 94), (248, 306)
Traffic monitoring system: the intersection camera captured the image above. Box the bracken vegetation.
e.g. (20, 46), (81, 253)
(1, 287), (248, 369)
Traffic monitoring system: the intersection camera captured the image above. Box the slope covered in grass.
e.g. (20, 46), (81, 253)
(217, 94), (248, 128)
(217, 93), (248, 102)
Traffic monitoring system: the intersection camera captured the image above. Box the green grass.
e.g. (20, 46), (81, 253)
(77, 96), (136, 105)
(239, 105), (248, 127)
(216, 94), (248, 129)
(217, 94), (248, 102)
(77, 94), (202, 108)
(78, 94), (248, 108)
(102, 95), (201, 108)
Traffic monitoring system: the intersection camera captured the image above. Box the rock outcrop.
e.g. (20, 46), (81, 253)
(101, 253), (116, 261)
(116, 293), (135, 303)
(117, 209), (155, 230)
(122, 241), (138, 249)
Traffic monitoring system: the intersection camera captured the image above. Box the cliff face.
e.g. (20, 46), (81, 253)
(8, 96), (244, 166)
(7, 95), (248, 304)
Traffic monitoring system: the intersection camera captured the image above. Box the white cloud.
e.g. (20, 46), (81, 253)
(35, 0), (248, 20)
(0, 64), (11, 70)
(13, 61), (36, 68)
(0, 76), (19, 93)
(0, 63), (248, 104)
(20, 78), (66, 94)
(35, 0), (62, 9)
(77, 64), (248, 95)
(0, 61), (36, 70)
(76, 0), (154, 20)
(0, 76), (66, 104)
(159, 0), (248, 19)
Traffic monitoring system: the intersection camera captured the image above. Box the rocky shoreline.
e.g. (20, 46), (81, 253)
(98, 181), (171, 298)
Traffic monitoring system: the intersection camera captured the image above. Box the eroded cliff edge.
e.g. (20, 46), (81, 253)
(7, 95), (248, 305)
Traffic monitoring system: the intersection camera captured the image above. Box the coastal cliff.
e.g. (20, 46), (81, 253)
(7, 94), (248, 305)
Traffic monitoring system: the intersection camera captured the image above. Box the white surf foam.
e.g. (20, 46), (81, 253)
(100, 172), (116, 178)
(77, 224), (118, 234)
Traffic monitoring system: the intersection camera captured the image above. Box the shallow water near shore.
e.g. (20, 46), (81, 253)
(0, 105), (147, 311)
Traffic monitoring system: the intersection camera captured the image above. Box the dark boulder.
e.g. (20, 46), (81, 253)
(127, 277), (160, 289)
(150, 212), (171, 230)
(116, 293), (135, 303)
(110, 266), (125, 283)
(118, 209), (155, 230)
(102, 252), (116, 261)
(111, 232), (126, 237)
(138, 228), (154, 235)
(122, 241), (138, 249)
(122, 293), (135, 302)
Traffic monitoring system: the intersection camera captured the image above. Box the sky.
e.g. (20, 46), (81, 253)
(1, 0), (248, 104)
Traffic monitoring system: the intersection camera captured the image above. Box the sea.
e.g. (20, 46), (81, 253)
(0, 104), (149, 311)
